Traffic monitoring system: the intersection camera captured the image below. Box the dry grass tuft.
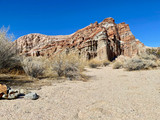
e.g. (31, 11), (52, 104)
(146, 47), (160, 58)
(21, 57), (45, 79)
(156, 60), (160, 67)
(124, 57), (158, 71)
(102, 60), (110, 66)
(140, 53), (157, 61)
(113, 61), (123, 69)
(88, 59), (102, 68)
(113, 53), (159, 71)
(51, 52), (86, 80)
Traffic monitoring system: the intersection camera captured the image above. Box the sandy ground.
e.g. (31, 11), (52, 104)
(0, 65), (160, 120)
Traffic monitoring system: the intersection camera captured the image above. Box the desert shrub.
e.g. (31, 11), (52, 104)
(52, 55), (65, 77)
(52, 52), (85, 80)
(112, 52), (159, 71)
(0, 26), (20, 71)
(157, 49), (160, 58)
(115, 55), (129, 63)
(88, 59), (102, 68)
(113, 61), (123, 69)
(144, 60), (157, 69)
(21, 57), (45, 78)
(88, 59), (110, 68)
(124, 58), (145, 71)
(102, 60), (110, 66)
(156, 60), (160, 67)
(124, 57), (157, 71)
(140, 53), (157, 61)
(146, 48), (160, 58)
(64, 60), (80, 80)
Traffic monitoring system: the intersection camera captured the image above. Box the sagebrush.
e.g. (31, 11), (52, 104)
(0, 27), (22, 72)
(21, 57), (45, 78)
(0, 26), (20, 71)
(52, 52), (85, 80)
(88, 59), (102, 68)
(114, 53), (159, 71)
(124, 57), (157, 71)
(113, 61), (123, 69)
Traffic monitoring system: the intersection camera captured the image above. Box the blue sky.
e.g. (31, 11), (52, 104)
(0, 0), (159, 47)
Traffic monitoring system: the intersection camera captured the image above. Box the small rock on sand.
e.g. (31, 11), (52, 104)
(24, 92), (39, 100)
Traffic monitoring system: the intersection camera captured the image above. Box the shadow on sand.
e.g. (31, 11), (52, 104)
(0, 75), (33, 87)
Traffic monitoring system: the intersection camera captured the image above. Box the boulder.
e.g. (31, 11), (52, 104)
(24, 92), (39, 100)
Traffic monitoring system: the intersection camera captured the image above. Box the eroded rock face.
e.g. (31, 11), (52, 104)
(117, 22), (144, 57)
(14, 18), (145, 61)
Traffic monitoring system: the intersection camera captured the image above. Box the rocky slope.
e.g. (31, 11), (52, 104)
(15, 18), (145, 61)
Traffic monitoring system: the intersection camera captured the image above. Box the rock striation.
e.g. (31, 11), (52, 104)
(15, 18), (145, 61)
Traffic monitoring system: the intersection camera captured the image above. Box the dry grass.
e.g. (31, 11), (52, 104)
(114, 53), (159, 71)
(7, 51), (88, 81)
(0, 26), (20, 70)
(140, 53), (157, 61)
(88, 59), (102, 68)
(146, 47), (160, 58)
(0, 73), (54, 90)
(124, 57), (158, 71)
(21, 57), (45, 79)
(88, 59), (110, 68)
(102, 60), (110, 66)
(51, 52), (86, 80)
(113, 61), (123, 69)
(0, 67), (25, 75)
(156, 60), (160, 67)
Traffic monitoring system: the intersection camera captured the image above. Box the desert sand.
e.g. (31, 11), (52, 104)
(0, 65), (160, 120)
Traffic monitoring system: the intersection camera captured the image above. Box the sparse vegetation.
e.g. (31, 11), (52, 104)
(0, 26), (20, 71)
(113, 61), (123, 69)
(113, 52), (159, 71)
(52, 52), (85, 80)
(140, 53), (157, 61)
(157, 60), (160, 67)
(124, 57), (146, 71)
(124, 56), (158, 71)
(102, 60), (110, 66)
(0, 27), (159, 80)
(146, 48), (160, 58)
(21, 57), (45, 79)
(88, 59), (102, 68)
(88, 59), (110, 68)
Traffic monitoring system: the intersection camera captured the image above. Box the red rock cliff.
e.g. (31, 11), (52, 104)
(14, 18), (145, 60)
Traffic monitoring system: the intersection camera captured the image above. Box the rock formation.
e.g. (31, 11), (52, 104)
(15, 17), (145, 61)
(0, 84), (7, 98)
